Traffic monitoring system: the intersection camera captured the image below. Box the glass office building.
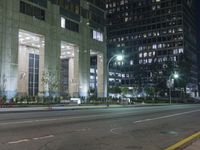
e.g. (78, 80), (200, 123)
(107, 0), (199, 97)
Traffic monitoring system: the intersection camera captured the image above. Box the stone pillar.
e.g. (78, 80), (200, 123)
(97, 53), (107, 97)
(44, 36), (60, 96)
(38, 39), (45, 94)
(68, 46), (80, 97)
(78, 49), (90, 97)
(17, 45), (29, 95)
(0, 1), (18, 98)
(68, 58), (75, 97)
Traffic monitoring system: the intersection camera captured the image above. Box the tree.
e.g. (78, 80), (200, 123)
(144, 87), (156, 99)
(176, 54), (192, 88)
(121, 87), (129, 97)
(0, 74), (7, 96)
(41, 71), (59, 96)
(109, 86), (122, 95)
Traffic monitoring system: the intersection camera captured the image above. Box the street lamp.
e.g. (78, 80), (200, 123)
(107, 54), (124, 97)
(168, 72), (179, 104)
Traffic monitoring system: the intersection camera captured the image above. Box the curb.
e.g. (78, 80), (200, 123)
(165, 131), (200, 150)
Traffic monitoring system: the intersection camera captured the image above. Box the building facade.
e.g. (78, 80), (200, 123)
(0, 0), (107, 98)
(107, 0), (199, 97)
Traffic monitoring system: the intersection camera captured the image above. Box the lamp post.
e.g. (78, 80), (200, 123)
(107, 54), (124, 98)
(168, 72), (179, 104)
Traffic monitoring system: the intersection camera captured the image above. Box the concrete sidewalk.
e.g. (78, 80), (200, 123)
(183, 138), (200, 150)
(0, 103), (168, 113)
(166, 131), (200, 150)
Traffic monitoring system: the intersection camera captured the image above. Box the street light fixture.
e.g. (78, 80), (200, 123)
(168, 72), (179, 104)
(107, 54), (124, 97)
(173, 72), (179, 79)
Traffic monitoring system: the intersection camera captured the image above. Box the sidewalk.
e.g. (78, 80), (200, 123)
(0, 103), (167, 113)
(166, 131), (200, 150)
(184, 138), (200, 150)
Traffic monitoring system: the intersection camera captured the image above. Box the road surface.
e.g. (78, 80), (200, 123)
(0, 104), (200, 150)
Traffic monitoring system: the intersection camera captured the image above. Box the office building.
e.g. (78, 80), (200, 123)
(107, 0), (199, 97)
(0, 0), (107, 98)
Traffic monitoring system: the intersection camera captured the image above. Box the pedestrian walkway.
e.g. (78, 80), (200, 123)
(166, 131), (200, 150)
(183, 138), (200, 150)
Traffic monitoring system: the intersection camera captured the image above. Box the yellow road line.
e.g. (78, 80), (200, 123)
(165, 131), (200, 150)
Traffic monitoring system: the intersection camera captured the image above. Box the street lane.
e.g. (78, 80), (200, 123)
(0, 104), (200, 150)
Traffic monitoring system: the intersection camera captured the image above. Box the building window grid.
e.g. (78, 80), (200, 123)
(28, 53), (39, 96)
(107, 0), (190, 86)
(20, 1), (45, 21)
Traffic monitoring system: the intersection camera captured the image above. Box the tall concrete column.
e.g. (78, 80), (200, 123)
(78, 49), (90, 97)
(0, 0), (18, 98)
(97, 53), (107, 97)
(44, 35), (60, 96)
(17, 45), (29, 95)
(67, 46), (79, 97)
(38, 41), (45, 94)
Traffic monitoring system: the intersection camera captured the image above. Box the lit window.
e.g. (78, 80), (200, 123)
(149, 52), (152, 57)
(179, 48), (184, 53)
(153, 32), (157, 36)
(90, 76), (94, 80)
(139, 46), (143, 51)
(90, 68), (95, 73)
(152, 44), (157, 49)
(174, 57), (177, 61)
(120, 0), (124, 5)
(173, 49), (178, 54)
(109, 78), (115, 82)
(61, 17), (65, 28)
(130, 60), (133, 65)
(163, 57), (167, 61)
(144, 59), (148, 64)
(178, 27), (183, 32)
(152, 6), (156, 10)
(148, 59), (152, 63)
(144, 52), (147, 57)
(125, 17), (128, 22)
(92, 30), (103, 42)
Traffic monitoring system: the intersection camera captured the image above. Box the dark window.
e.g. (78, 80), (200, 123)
(60, 59), (69, 95)
(28, 53), (39, 96)
(20, 1), (45, 21)
(65, 18), (79, 32)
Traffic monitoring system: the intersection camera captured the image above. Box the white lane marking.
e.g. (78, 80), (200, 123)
(0, 120), (35, 125)
(110, 127), (123, 135)
(8, 139), (29, 144)
(7, 135), (54, 145)
(134, 109), (200, 123)
(33, 135), (54, 140)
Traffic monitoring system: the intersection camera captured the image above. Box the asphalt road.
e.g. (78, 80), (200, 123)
(0, 104), (200, 150)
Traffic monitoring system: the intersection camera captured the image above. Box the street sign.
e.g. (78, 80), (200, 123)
(167, 79), (174, 88)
